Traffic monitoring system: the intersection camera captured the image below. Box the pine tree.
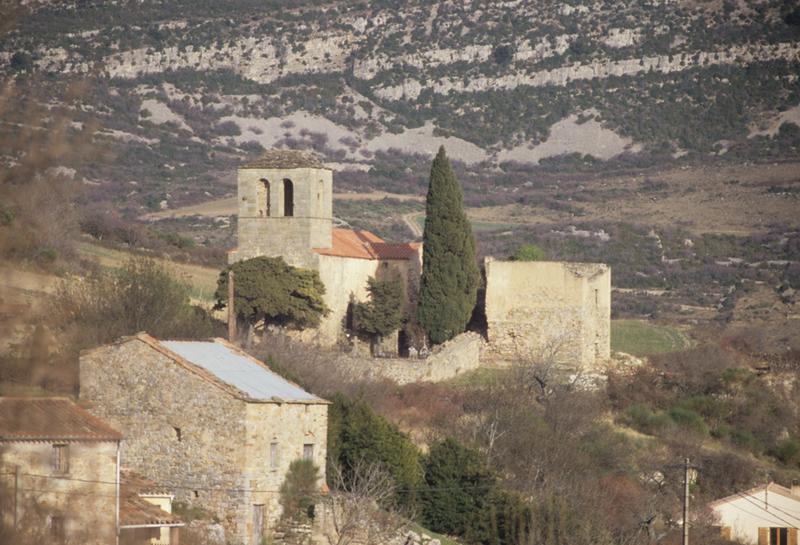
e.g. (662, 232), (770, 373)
(418, 146), (479, 345)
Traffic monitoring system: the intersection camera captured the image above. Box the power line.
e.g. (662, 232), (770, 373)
(735, 491), (798, 529)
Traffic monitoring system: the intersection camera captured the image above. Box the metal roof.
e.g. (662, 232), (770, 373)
(160, 340), (321, 403)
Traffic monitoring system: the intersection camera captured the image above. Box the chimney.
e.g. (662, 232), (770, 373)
(792, 482), (800, 498)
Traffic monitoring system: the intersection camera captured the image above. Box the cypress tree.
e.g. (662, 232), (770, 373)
(418, 146), (479, 345)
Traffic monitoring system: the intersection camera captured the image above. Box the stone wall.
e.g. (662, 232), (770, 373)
(483, 258), (610, 370)
(337, 331), (483, 385)
(0, 440), (118, 545)
(79, 337), (328, 545)
(314, 254), (420, 348)
(230, 166), (333, 268)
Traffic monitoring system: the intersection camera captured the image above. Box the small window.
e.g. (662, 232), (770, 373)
(51, 515), (65, 541)
(174, 427), (182, 442)
(52, 444), (69, 474)
(594, 288), (599, 307)
(270, 442), (279, 470)
(303, 443), (314, 461)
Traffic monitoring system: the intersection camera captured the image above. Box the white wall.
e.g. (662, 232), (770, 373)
(713, 487), (800, 544)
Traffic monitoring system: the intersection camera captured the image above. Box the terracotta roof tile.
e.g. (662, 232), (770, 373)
(0, 397), (122, 441)
(120, 471), (183, 527)
(314, 229), (420, 261)
(243, 149), (327, 170)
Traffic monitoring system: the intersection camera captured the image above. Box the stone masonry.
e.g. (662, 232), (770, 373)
(484, 258), (611, 370)
(79, 333), (329, 545)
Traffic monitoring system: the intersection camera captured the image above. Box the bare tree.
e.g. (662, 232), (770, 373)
(509, 332), (582, 402)
(321, 459), (410, 545)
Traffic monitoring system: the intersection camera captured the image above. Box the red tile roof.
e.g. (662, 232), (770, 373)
(120, 470), (183, 528)
(0, 397), (123, 441)
(313, 229), (420, 261)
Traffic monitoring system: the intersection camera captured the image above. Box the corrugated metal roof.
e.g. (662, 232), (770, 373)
(160, 340), (321, 403)
(0, 398), (123, 441)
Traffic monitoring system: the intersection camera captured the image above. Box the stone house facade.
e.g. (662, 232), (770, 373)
(79, 333), (329, 545)
(0, 397), (122, 545)
(228, 150), (422, 350)
(483, 258), (611, 370)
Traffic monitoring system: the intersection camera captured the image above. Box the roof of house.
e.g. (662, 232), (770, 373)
(313, 228), (421, 260)
(709, 482), (800, 508)
(0, 397), (123, 441)
(242, 149), (328, 170)
(132, 334), (326, 404)
(120, 470), (183, 528)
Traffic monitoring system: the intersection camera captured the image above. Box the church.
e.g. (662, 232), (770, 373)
(228, 149), (422, 351)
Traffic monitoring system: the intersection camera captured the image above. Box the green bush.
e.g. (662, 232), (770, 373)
(327, 394), (423, 510)
(279, 459), (320, 521)
(770, 437), (800, 467)
(667, 407), (709, 435)
(421, 438), (495, 536)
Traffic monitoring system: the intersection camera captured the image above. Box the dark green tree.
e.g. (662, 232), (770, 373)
(327, 394), (423, 510)
(215, 256), (329, 329)
(353, 273), (404, 340)
(418, 146), (479, 345)
(279, 459), (320, 521)
(421, 438), (496, 536)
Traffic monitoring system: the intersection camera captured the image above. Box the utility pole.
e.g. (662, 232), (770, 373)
(683, 457), (690, 545)
(227, 270), (236, 342)
(13, 465), (20, 529)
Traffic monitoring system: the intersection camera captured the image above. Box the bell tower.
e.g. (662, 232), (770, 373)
(229, 150), (333, 269)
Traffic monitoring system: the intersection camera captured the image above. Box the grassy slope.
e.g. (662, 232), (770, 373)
(611, 319), (690, 356)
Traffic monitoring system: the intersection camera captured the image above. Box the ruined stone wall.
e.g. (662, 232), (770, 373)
(337, 332), (483, 385)
(242, 402), (328, 532)
(79, 339), (252, 543)
(483, 259), (610, 370)
(0, 440), (118, 545)
(230, 166), (333, 268)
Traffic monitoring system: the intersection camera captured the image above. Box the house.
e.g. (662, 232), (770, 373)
(0, 397), (182, 545)
(710, 482), (800, 544)
(120, 470), (183, 545)
(0, 397), (122, 544)
(79, 333), (330, 545)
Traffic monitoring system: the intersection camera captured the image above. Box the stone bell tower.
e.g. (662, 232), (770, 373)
(229, 150), (333, 269)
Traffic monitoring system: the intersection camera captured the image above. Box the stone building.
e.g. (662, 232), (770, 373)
(483, 258), (611, 369)
(0, 397), (184, 545)
(79, 333), (329, 545)
(228, 149), (421, 349)
(0, 397), (122, 545)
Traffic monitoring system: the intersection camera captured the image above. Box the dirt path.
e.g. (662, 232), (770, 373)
(403, 211), (424, 238)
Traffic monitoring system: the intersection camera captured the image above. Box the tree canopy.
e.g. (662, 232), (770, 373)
(215, 256), (329, 329)
(418, 146), (479, 345)
(353, 273), (404, 339)
(54, 257), (220, 349)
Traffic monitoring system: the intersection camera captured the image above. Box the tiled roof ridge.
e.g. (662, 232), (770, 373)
(0, 397), (123, 441)
(242, 149), (329, 170)
(313, 228), (420, 261)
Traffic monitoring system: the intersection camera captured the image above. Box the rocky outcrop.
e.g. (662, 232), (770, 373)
(374, 41), (800, 100)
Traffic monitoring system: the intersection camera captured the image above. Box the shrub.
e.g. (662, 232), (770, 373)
(280, 459), (320, 521)
(327, 394), (423, 510)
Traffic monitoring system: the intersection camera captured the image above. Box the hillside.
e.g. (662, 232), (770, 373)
(2, 0), (800, 214)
